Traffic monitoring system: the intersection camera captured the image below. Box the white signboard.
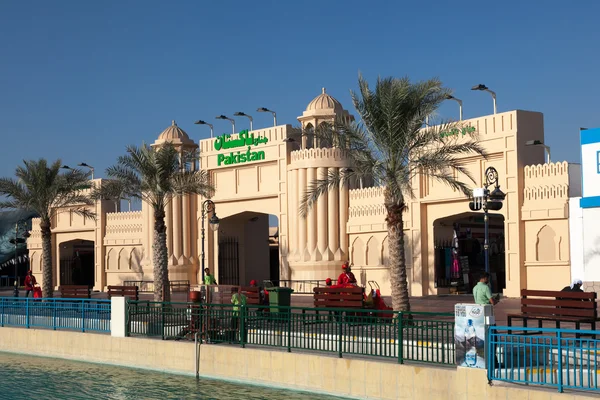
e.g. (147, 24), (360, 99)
(581, 128), (600, 200)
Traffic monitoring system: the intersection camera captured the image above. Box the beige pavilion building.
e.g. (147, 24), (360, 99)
(27, 89), (581, 298)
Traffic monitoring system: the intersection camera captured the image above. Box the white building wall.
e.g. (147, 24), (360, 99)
(569, 197), (584, 282)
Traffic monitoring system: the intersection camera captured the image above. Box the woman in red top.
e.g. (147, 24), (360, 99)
(24, 270), (37, 298)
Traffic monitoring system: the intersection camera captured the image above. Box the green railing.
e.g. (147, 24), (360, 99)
(126, 301), (455, 365)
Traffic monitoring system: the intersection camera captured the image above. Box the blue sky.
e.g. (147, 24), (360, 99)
(1, 1), (599, 222)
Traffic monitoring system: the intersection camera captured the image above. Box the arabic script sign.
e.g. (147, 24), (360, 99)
(214, 130), (269, 166)
(440, 126), (475, 139)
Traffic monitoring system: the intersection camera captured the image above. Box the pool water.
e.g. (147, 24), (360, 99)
(0, 353), (347, 400)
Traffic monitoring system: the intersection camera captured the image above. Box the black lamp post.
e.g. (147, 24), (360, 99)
(469, 167), (506, 275)
(201, 200), (220, 284)
(9, 221), (31, 297)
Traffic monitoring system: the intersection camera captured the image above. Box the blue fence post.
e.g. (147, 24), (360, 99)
(25, 298), (30, 329)
(487, 326), (493, 382)
(1, 298), (4, 327)
(81, 301), (85, 332)
(557, 330), (563, 393)
(53, 301), (57, 330)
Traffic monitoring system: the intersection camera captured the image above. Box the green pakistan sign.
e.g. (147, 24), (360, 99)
(214, 130), (268, 166)
(439, 126), (475, 138)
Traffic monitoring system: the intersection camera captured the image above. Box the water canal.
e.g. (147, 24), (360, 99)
(0, 352), (347, 399)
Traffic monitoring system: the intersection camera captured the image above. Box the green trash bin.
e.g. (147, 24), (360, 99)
(268, 287), (294, 314)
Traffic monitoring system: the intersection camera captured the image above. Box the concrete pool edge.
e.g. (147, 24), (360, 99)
(0, 327), (595, 399)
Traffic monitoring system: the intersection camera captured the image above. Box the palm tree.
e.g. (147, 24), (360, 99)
(300, 75), (486, 312)
(95, 143), (213, 302)
(0, 159), (94, 298)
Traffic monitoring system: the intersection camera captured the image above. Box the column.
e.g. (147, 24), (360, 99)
(165, 196), (173, 264)
(317, 167), (329, 260)
(339, 185), (349, 259)
(289, 169), (298, 257)
(172, 195), (182, 264)
(328, 167), (340, 260)
(182, 194), (191, 264)
(298, 168), (308, 261)
(307, 167), (319, 260)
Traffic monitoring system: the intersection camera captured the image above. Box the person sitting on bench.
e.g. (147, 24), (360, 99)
(561, 279), (583, 292)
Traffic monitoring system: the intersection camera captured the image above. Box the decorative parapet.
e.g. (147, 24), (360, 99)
(349, 186), (385, 201)
(291, 147), (347, 162)
(522, 161), (571, 220)
(349, 204), (386, 218)
(288, 147), (350, 169)
(105, 211), (143, 236)
(523, 161), (570, 202)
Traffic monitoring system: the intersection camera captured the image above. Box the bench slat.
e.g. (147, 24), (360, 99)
(522, 289), (596, 300)
(314, 294), (363, 301)
(522, 298), (596, 309)
(521, 306), (596, 318)
(315, 300), (364, 308)
(314, 287), (363, 294)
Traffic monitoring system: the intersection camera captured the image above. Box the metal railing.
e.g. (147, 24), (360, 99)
(126, 301), (455, 365)
(0, 297), (111, 333)
(488, 326), (600, 393)
(123, 280), (190, 293)
(0, 276), (22, 288)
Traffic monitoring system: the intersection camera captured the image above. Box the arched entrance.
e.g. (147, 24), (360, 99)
(59, 239), (95, 286)
(216, 211), (278, 286)
(433, 212), (505, 294)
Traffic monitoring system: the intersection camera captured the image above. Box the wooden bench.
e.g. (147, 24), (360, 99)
(107, 285), (139, 301)
(240, 286), (261, 305)
(313, 286), (365, 308)
(507, 289), (598, 337)
(60, 285), (91, 299)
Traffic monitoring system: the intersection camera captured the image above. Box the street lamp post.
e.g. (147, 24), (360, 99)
(216, 115), (235, 134)
(445, 94), (464, 121)
(194, 120), (214, 138)
(233, 112), (253, 131)
(78, 163), (95, 179)
(257, 107), (277, 126)
(469, 167), (506, 276)
(200, 200), (220, 284)
(471, 84), (497, 114)
(9, 221), (31, 297)
(525, 140), (551, 164)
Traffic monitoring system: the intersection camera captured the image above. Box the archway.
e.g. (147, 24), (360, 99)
(216, 211), (278, 286)
(433, 212), (505, 294)
(59, 239), (95, 286)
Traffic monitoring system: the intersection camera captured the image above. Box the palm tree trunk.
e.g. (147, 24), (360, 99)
(385, 189), (410, 312)
(153, 209), (170, 302)
(40, 220), (53, 298)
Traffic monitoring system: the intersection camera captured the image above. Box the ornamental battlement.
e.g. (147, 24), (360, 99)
(524, 161), (569, 179)
(105, 211), (143, 236)
(290, 147), (347, 163)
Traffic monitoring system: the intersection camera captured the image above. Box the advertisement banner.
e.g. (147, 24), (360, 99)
(454, 303), (492, 368)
